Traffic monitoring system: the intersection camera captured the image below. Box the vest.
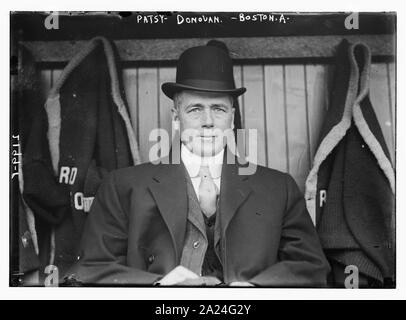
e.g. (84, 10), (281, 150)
(180, 169), (223, 279)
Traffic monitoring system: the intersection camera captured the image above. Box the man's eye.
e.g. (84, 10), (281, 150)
(213, 107), (226, 112)
(188, 108), (201, 113)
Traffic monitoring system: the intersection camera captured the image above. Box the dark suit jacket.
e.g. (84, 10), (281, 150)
(66, 159), (330, 286)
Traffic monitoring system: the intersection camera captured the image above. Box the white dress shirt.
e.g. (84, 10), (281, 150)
(181, 144), (223, 200)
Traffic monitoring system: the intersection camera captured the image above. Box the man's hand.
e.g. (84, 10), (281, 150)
(156, 266), (223, 286)
(156, 266), (199, 286)
(177, 276), (222, 286)
(229, 281), (254, 287)
(156, 266), (252, 287)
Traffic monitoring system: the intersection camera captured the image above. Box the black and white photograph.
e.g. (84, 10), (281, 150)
(9, 10), (396, 291)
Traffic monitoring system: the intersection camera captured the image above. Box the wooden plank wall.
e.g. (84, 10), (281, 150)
(40, 61), (395, 193)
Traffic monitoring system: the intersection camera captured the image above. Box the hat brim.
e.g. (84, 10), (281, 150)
(161, 82), (246, 100)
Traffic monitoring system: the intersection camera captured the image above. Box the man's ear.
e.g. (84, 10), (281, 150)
(171, 106), (179, 121)
(231, 107), (235, 130)
(171, 106), (180, 130)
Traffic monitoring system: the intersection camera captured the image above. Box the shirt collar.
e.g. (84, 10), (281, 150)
(181, 143), (223, 179)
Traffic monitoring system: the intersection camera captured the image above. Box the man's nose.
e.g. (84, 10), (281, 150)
(202, 109), (214, 127)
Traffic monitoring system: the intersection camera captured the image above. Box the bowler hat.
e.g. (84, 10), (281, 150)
(162, 45), (246, 99)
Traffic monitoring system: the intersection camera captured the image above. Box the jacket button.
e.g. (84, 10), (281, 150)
(148, 254), (155, 264)
(21, 236), (28, 248)
(193, 241), (200, 249)
(21, 231), (31, 248)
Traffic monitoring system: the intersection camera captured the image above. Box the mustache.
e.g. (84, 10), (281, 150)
(184, 128), (232, 136)
(180, 128), (235, 144)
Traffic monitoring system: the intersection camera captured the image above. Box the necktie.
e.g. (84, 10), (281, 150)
(198, 165), (219, 218)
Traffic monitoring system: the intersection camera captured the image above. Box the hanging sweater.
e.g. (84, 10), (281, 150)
(305, 39), (395, 287)
(23, 37), (140, 278)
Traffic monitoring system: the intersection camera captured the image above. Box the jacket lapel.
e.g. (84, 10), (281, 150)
(148, 163), (188, 263)
(217, 160), (252, 246)
(147, 154), (252, 264)
(184, 173), (207, 238)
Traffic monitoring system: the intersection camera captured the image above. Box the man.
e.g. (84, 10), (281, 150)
(65, 44), (330, 286)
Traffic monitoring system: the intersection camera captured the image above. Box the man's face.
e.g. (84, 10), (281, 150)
(172, 90), (235, 157)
